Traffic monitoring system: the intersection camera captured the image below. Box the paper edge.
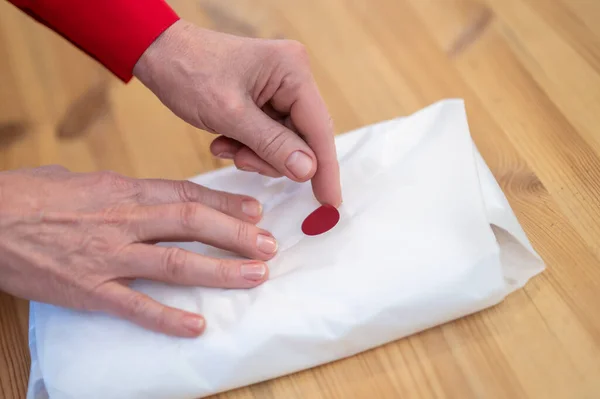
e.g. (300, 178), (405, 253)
(25, 98), (546, 398)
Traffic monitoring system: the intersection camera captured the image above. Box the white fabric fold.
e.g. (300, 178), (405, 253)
(27, 99), (544, 399)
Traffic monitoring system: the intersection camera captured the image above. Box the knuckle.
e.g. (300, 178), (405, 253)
(214, 192), (233, 214)
(96, 171), (142, 198)
(236, 221), (251, 244)
(99, 205), (134, 229)
(256, 129), (289, 160)
(95, 170), (121, 187)
(216, 91), (245, 120)
(284, 40), (309, 61)
(200, 91), (244, 133)
(175, 181), (195, 202)
(179, 202), (200, 230)
(124, 179), (143, 201)
(280, 73), (304, 97)
(215, 259), (235, 285)
(49, 164), (69, 172)
(100, 205), (122, 225)
(83, 235), (113, 255)
(162, 247), (187, 281)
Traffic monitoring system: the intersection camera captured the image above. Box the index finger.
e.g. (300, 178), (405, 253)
(289, 81), (342, 207)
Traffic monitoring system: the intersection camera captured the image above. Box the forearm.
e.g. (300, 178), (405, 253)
(5, 0), (180, 82)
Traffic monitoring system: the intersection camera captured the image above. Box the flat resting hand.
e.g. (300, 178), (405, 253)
(0, 166), (277, 337)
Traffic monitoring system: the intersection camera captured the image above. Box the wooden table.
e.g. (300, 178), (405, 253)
(1, 0), (600, 398)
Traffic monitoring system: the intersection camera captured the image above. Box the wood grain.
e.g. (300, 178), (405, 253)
(1, 0), (600, 398)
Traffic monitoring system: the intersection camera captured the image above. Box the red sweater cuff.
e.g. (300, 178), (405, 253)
(7, 0), (180, 82)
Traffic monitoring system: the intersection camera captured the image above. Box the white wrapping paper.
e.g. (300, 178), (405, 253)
(27, 99), (544, 399)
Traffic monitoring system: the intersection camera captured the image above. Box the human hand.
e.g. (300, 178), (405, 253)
(133, 20), (342, 207)
(0, 166), (276, 337)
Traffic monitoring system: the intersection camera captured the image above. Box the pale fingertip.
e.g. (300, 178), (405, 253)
(242, 199), (262, 218)
(240, 262), (268, 282)
(239, 165), (259, 172)
(210, 136), (237, 153)
(257, 234), (278, 255)
(285, 151), (314, 180)
(182, 314), (206, 335)
(216, 152), (235, 160)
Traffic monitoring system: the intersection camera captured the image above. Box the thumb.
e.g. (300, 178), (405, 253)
(229, 102), (318, 183)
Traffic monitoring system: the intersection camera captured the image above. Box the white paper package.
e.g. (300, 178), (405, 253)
(26, 99), (545, 399)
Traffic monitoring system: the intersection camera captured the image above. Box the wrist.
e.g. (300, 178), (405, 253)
(133, 19), (191, 87)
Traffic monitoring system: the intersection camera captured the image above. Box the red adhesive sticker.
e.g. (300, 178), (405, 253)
(301, 205), (340, 236)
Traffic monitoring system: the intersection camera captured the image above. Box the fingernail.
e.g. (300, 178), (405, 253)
(257, 234), (278, 254)
(285, 151), (313, 179)
(217, 152), (235, 159)
(239, 165), (258, 172)
(182, 315), (205, 334)
(242, 200), (262, 218)
(241, 262), (267, 281)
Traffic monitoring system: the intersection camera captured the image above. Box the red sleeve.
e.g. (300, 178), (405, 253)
(6, 0), (180, 82)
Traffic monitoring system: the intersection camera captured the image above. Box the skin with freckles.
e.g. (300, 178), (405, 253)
(0, 19), (341, 338)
